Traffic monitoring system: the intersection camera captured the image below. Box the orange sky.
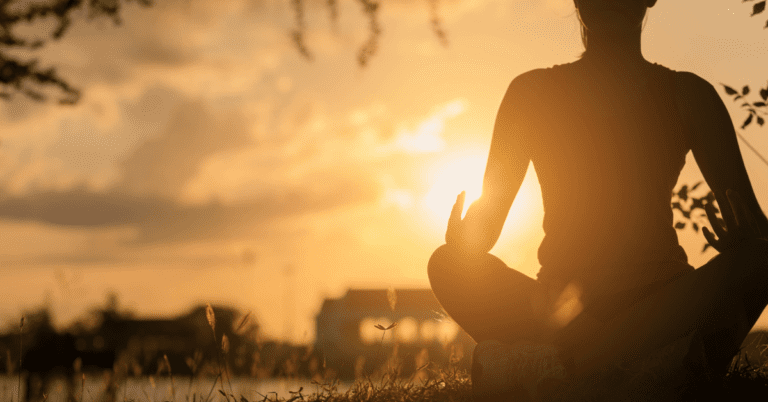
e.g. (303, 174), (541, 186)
(1, 0), (767, 342)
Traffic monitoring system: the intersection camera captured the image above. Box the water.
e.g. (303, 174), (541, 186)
(0, 375), (352, 402)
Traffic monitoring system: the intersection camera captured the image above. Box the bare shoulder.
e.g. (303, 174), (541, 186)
(673, 70), (722, 112)
(510, 67), (553, 87)
(504, 67), (559, 105)
(672, 70), (735, 148)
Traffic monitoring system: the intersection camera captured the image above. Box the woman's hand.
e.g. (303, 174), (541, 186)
(702, 189), (765, 253)
(445, 191), (466, 247)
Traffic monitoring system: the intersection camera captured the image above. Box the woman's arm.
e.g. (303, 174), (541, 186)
(447, 70), (542, 255)
(678, 72), (768, 235)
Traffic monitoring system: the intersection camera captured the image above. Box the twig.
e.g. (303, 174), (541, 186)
(203, 372), (222, 402)
(18, 316), (23, 402)
(736, 131), (768, 169)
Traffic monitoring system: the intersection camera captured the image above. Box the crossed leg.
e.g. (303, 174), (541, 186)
(427, 244), (551, 345)
(562, 238), (768, 376)
(429, 238), (768, 377)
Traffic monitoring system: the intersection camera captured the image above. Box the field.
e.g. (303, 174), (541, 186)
(2, 353), (768, 402)
(5, 306), (768, 401)
(0, 367), (472, 402)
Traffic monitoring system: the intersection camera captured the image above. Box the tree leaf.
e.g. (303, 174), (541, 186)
(692, 222), (699, 232)
(761, 88), (768, 101)
(742, 113), (754, 129)
(754, 102), (767, 107)
(691, 198), (704, 210)
(752, 1), (766, 16)
(722, 84), (738, 95)
(691, 181), (703, 191)
(674, 222), (686, 230)
(702, 243), (711, 253)
(374, 324), (386, 330)
(759, 116), (765, 126)
(743, 85), (751, 95)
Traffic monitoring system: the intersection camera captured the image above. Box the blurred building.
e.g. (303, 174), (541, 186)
(315, 288), (475, 379)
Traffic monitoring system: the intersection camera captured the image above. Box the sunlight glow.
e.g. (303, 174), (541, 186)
(383, 189), (414, 209)
(393, 99), (466, 153)
(395, 317), (419, 343)
(423, 152), (487, 220)
(437, 320), (460, 345)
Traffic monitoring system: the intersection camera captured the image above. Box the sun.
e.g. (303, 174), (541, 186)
(422, 151), (488, 221)
(420, 150), (541, 238)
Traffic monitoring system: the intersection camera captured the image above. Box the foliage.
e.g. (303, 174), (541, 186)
(743, 0), (768, 29)
(671, 182), (718, 253)
(721, 82), (768, 129)
(0, 0), (153, 104)
(289, 0), (448, 66)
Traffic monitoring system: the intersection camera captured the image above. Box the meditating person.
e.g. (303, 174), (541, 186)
(427, 0), (768, 398)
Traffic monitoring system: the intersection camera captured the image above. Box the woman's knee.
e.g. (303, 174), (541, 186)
(427, 244), (486, 291)
(427, 244), (460, 284)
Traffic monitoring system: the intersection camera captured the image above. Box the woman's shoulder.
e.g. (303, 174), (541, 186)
(512, 63), (571, 83)
(662, 68), (723, 117)
(506, 64), (568, 98)
(655, 65), (716, 94)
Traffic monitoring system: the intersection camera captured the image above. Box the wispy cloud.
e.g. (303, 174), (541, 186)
(388, 98), (466, 153)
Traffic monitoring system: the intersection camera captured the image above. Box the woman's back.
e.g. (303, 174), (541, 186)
(526, 61), (694, 304)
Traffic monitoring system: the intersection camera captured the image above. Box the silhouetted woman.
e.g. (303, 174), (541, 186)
(427, 0), (768, 397)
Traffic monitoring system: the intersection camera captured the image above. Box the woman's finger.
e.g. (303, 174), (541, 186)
(702, 226), (720, 251)
(705, 202), (727, 240)
(718, 190), (739, 235)
(449, 191), (465, 224)
(727, 189), (760, 237)
(445, 191), (465, 244)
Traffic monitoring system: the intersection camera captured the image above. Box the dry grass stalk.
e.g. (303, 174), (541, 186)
(18, 316), (23, 402)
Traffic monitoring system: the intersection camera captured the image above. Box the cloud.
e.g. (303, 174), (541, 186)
(0, 82), (382, 245)
(0, 174), (379, 245)
(385, 98), (466, 153)
(116, 99), (253, 199)
(0, 1), (484, 252)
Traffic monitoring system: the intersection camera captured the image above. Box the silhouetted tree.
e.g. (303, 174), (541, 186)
(0, 0), (153, 105)
(289, 0), (448, 66)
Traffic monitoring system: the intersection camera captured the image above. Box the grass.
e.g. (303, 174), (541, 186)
(11, 305), (768, 402)
(92, 359), (768, 402)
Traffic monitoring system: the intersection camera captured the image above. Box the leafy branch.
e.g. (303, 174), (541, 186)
(743, 0), (768, 29)
(671, 182), (719, 253)
(0, 0), (153, 104)
(721, 82), (768, 129)
(289, 0), (448, 67)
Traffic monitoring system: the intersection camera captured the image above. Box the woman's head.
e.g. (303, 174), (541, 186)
(574, 0), (657, 50)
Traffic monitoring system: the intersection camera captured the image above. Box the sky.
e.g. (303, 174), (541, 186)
(1, 0), (768, 343)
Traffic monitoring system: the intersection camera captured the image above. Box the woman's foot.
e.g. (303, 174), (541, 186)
(471, 340), (568, 402)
